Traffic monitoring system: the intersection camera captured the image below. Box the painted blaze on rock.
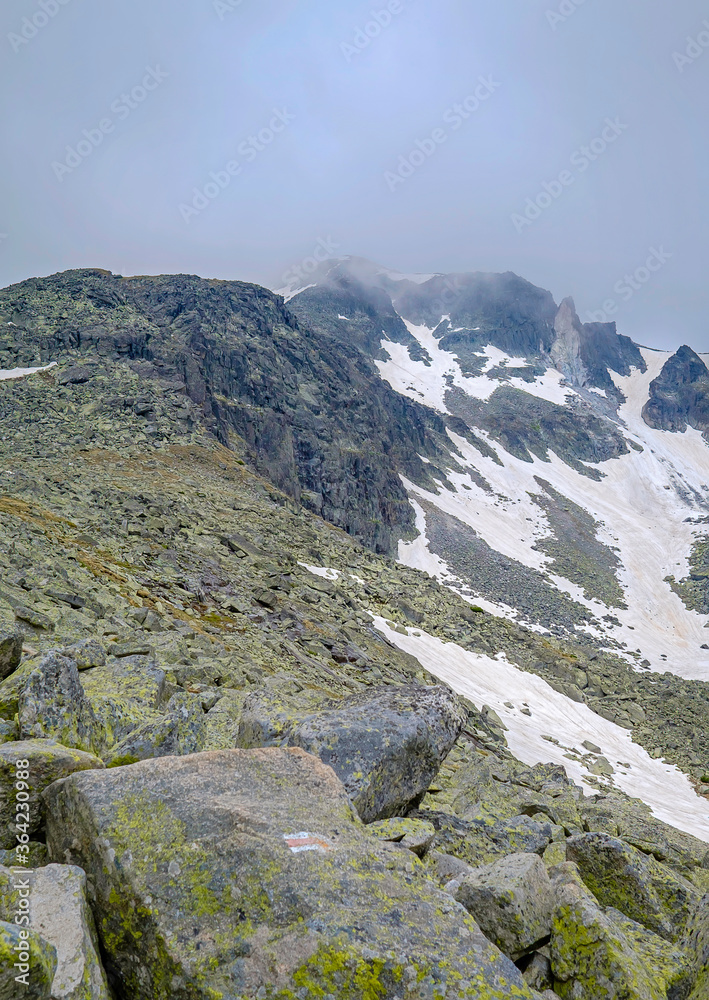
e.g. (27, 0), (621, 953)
(43, 748), (537, 1000)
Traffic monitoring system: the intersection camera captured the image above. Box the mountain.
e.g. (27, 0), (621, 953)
(0, 260), (708, 998)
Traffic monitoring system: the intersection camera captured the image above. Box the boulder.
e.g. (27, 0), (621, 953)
(17, 653), (101, 753)
(550, 862), (688, 999)
(279, 683), (465, 822)
(104, 697), (207, 767)
(58, 639), (106, 671)
(0, 919), (56, 999)
(453, 853), (555, 960)
(44, 748), (538, 1000)
(0, 613), (23, 683)
(0, 740), (104, 850)
(683, 893), (709, 999)
(566, 832), (699, 940)
(0, 864), (109, 1000)
(366, 817), (437, 856)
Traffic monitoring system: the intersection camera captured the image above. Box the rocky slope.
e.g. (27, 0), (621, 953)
(0, 264), (707, 997)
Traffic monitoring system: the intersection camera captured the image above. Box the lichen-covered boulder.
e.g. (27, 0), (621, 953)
(566, 832), (699, 940)
(453, 853), (555, 960)
(0, 599), (23, 682)
(280, 683), (466, 821)
(580, 792), (709, 873)
(104, 696), (206, 767)
(0, 864), (110, 1000)
(550, 862), (688, 999)
(0, 919), (56, 1000)
(366, 817), (437, 856)
(43, 748), (538, 1000)
(0, 740), (104, 850)
(17, 653), (101, 753)
(683, 893), (709, 999)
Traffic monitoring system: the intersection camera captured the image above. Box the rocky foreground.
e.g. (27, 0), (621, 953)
(0, 273), (707, 996)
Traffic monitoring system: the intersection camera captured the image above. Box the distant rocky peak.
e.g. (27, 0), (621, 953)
(642, 344), (709, 435)
(551, 297), (587, 386)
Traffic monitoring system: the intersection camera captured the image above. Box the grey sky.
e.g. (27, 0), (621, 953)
(1, 0), (707, 351)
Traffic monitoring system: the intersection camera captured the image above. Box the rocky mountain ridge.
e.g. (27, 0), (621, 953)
(0, 261), (707, 998)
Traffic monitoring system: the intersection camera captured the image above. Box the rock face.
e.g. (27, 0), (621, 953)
(0, 739), (104, 850)
(0, 268), (457, 554)
(43, 748), (537, 1000)
(240, 682), (467, 822)
(550, 298), (645, 391)
(642, 344), (709, 434)
(549, 863), (688, 1000)
(17, 653), (100, 753)
(0, 864), (110, 1000)
(452, 853), (555, 960)
(566, 831), (699, 941)
(0, 601), (23, 682)
(0, 919), (56, 1000)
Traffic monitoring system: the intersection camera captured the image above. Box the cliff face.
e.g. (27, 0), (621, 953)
(0, 269), (454, 553)
(642, 344), (709, 435)
(550, 297), (646, 392)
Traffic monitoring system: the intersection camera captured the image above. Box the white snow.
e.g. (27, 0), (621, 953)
(392, 344), (709, 679)
(374, 618), (709, 842)
(277, 283), (316, 303)
(0, 362), (56, 381)
(375, 321), (576, 412)
(298, 563), (340, 580)
(337, 314), (352, 321)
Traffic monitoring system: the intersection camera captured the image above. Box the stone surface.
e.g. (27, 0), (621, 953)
(0, 918), (56, 1000)
(549, 862), (688, 1000)
(0, 599), (23, 682)
(0, 863), (110, 1000)
(0, 739), (104, 850)
(44, 748), (537, 1000)
(104, 698), (207, 767)
(285, 683), (466, 822)
(366, 817), (437, 856)
(566, 831), (699, 940)
(17, 653), (100, 753)
(453, 853), (555, 960)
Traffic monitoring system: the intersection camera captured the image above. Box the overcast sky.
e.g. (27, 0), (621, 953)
(1, 0), (707, 351)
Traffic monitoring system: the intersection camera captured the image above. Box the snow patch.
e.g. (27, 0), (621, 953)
(374, 618), (709, 842)
(0, 362), (57, 381)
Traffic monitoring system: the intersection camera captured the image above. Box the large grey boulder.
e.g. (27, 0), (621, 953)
(18, 653), (101, 753)
(452, 853), (555, 960)
(240, 682), (466, 822)
(549, 862), (688, 1000)
(104, 695), (206, 767)
(0, 740), (104, 850)
(43, 748), (538, 1000)
(0, 599), (23, 682)
(566, 832), (699, 941)
(0, 919), (56, 999)
(0, 864), (109, 1000)
(683, 893), (709, 999)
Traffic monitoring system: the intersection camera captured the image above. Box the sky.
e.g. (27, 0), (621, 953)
(1, 0), (707, 351)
